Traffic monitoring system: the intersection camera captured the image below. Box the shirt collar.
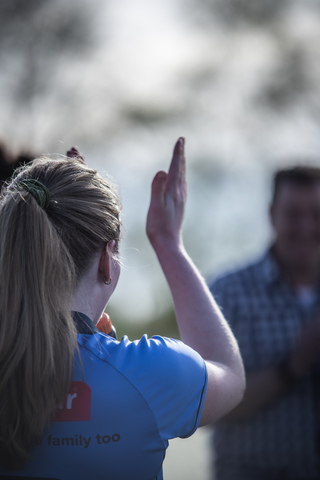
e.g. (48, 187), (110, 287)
(260, 248), (320, 300)
(72, 311), (99, 335)
(260, 247), (283, 286)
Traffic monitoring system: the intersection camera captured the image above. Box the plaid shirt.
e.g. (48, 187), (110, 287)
(209, 249), (320, 479)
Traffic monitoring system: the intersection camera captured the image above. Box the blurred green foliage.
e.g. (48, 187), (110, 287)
(107, 305), (180, 341)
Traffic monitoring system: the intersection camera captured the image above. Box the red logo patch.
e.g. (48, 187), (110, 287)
(53, 381), (91, 422)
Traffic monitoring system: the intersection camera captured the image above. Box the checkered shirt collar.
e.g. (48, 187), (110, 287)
(260, 247), (283, 286)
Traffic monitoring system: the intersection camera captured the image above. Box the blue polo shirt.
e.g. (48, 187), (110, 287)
(0, 312), (207, 480)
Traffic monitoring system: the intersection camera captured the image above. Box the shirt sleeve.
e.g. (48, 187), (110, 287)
(110, 335), (208, 442)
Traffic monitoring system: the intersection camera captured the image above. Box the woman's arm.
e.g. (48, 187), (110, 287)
(146, 138), (245, 425)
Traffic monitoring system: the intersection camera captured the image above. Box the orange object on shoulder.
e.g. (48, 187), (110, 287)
(96, 312), (113, 334)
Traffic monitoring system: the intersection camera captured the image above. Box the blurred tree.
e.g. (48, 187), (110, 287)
(184, 0), (288, 27)
(208, 0), (287, 26)
(182, 0), (320, 122)
(0, 0), (103, 149)
(258, 44), (312, 109)
(0, 0), (96, 103)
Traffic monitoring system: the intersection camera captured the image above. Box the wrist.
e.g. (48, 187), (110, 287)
(148, 230), (183, 249)
(151, 236), (185, 259)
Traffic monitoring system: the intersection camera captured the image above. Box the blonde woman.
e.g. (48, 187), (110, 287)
(0, 138), (244, 479)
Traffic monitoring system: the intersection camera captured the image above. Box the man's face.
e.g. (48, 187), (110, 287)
(270, 181), (320, 269)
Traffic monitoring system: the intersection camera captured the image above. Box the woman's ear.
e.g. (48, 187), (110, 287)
(98, 241), (116, 283)
(107, 240), (116, 255)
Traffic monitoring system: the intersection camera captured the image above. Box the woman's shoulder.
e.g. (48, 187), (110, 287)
(78, 332), (204, 373)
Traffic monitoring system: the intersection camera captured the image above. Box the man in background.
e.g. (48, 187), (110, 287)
(210, 166), (320, 479)
(0, 142), (34, 192)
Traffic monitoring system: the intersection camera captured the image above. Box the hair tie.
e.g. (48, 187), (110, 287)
(18, 179), (50, 210)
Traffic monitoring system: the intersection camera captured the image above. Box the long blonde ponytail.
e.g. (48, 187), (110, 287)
(0, 155), (121, 468)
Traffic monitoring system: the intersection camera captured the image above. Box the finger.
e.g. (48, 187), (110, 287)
(150, 170), (168, 208)
(166, 137), (186, 193)
(66, 146), (85, 164)
(167, 137), (185, 184)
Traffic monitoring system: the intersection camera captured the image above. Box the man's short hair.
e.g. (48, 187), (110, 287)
(0, 143), (34, 192)
(272, 166), (320, 204)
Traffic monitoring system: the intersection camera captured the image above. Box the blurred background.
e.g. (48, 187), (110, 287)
(2, 0), (320, 478)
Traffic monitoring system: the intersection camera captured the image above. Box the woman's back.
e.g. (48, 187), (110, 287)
(0, 312), (207, 480)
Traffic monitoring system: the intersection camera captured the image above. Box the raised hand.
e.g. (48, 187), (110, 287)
(145, 137), (245, 425)
(146, 137), (186, 250)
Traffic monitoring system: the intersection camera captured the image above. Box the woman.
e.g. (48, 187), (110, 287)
(0, 138), (244, 479)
